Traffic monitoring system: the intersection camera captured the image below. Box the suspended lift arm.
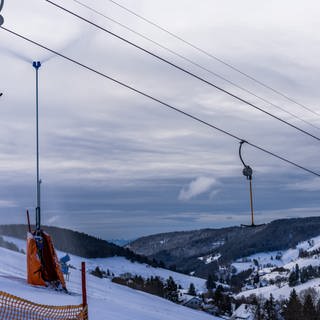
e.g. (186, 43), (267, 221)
(239, 140), (264, 227)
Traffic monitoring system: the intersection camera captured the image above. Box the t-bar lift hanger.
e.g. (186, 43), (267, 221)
(239, 140), (264, 227)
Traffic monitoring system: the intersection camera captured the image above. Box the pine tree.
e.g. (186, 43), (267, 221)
(300, 268), (308, 283)
(214, 285), (224, 307)
(315, 298), (320, 318)
(206, 274), (215, 290)
(263, 294), (277, 320)
(188, 283), (196, 296)
(283, 289), (303, 320)
(221, 294), (232, 316)
(91, 266), (103, 278)
(303, 294), (317, 320)
(164, 276), (179, 303)
(295, 264), (300, 283)
(251, 296), (263, 320)
(288, 271), (298, 287)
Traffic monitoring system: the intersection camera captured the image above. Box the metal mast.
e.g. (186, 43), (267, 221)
(33, 61), (41, 231)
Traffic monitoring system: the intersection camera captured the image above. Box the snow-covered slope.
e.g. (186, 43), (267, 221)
(234, 235), (320, 300)
(0, 236), (221, 320)
(2, 235), (206, 292)
(237, 278), (320, 301)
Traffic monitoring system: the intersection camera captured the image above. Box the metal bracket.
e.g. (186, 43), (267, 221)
(239, 140), (253, 180)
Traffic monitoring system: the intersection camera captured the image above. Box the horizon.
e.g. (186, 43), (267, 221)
(2, 214), (320, 241)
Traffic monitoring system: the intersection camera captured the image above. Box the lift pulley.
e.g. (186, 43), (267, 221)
(239, 140), (264, 228)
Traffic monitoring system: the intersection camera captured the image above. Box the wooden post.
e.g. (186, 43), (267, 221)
(249, 180), (254, 226)
(81, 261), (88, 318)
(26, 210), (31, 233)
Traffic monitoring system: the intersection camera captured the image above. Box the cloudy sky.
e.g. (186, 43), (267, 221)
(0, 0), (319, 240)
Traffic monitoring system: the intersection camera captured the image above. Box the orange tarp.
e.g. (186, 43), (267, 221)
(27, 231), (66, 290)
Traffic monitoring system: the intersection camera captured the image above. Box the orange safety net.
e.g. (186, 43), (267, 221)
(0, 291), (88, 320)
(27, 231), (66, 289)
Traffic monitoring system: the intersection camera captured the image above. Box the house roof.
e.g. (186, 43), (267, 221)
(182, 296), (202, 306)
(231, 304), (255, 320)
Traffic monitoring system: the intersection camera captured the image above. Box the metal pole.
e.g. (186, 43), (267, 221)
(249, 179), (254, 226)
(33, 61), (41, 231)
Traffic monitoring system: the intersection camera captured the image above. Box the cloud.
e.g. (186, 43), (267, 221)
(0, 200), (17, 208)
(178, 177), (218, 201)
(47, 215), (60, 224)
(286, 178), (320, 191)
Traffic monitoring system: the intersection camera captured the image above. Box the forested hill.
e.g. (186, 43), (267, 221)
(128, 216), (320, 276)
(0, 224), (157, 265)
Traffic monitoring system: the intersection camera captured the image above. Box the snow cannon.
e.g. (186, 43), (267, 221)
(26, 212), (66, 291)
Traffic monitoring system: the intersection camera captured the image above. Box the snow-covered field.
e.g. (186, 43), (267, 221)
(232, 236), (320, 275)
(237, 278), (320, 301)
(234, 235), (320, 300)
(0, 236), (221, 320)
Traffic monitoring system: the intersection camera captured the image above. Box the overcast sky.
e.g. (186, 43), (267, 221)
(0, 0), (319, 240)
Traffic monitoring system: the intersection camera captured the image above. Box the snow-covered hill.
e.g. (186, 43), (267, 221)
(0, 235), (221, 320)
(233, 235), (320, 300)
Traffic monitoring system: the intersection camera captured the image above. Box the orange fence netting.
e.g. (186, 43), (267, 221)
(0, 291), (88, 320)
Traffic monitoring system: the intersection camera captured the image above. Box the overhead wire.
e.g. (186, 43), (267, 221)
(1, 26), (319, 178)
(69, 0), (320, 131)
(106, 0), (320, 118)
(44, 0), (320, 143)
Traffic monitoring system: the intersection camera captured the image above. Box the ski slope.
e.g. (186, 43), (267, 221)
(0, 236), (221, 320)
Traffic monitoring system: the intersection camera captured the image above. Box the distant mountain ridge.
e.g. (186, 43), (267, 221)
(0, 224), (157, 266)
(128, 216), (320, 277)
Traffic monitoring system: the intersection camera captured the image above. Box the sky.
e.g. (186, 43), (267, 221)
(0, 0), (319, 240)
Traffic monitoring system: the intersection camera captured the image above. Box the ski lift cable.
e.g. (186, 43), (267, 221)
(1, 26), (320, 178)
(68, 0), (320, 131)
(43, 0), (320, 143)
(106, 0), (320, 118)
(0, 0), (4, 26)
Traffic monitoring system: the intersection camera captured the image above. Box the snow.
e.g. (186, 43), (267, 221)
(237, 278), (320, 301)
(212, 241), (224, 248)
(234, 235), (320, 301)
(92, 256), (206, 290)
(231, 235), (320, 275)
(284, 256), (320, 271)
(231, 304), (254, 320)
(198, 253), (221, 264)
(2, 235), (206, 292)
(0, 236), (222, 320)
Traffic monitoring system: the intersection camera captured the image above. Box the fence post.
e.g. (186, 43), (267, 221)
(81, 261), (88, 319)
